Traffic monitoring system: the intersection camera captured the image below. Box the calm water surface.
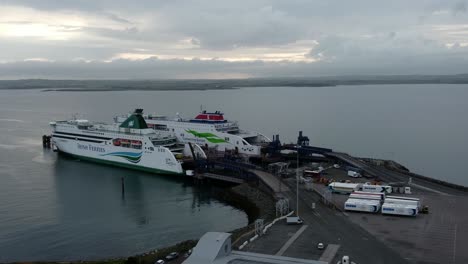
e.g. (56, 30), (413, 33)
(1, 84), (467, 261)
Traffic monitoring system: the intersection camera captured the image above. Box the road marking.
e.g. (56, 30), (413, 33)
(319, 244), (340, 263)
(275, 225), (309, 256)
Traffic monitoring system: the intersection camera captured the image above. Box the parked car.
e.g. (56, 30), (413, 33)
(155, 260), (165, 264)
(286, 216), (303, 225)
(317, 242), (325, 250)
(165, 252), (179, 261)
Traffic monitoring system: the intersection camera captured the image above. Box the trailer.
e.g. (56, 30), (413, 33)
(345, 198), (381, 213)
(352, 191), (385, 201)
(381, 203), (418, 216)
(328, 182), (361, 194)
(386, 195), (420, 202)
(362, 184), (392, 194)
(349, 193), (383, 201)
(384, 198), (420, 208)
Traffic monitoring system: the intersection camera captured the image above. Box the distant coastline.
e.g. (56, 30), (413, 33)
(1, 74), (468, 92)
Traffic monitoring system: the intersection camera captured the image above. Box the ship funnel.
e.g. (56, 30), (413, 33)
(119, 109), (148, 129)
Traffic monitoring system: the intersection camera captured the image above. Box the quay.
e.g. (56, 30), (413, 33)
(187, 131), (468, 264)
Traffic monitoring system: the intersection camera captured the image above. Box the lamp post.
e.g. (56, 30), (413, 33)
(296, 146), (300, 217)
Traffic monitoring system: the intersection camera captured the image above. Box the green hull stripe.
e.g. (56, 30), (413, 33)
(63, 152), (183, 175)
(186, 129), (228, 144)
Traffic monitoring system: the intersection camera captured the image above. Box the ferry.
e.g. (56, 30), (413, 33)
(115, 110), (271, 156)
(50, 109), (206, 175)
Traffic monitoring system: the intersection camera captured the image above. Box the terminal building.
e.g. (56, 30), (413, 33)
(183, 232), (327, 264)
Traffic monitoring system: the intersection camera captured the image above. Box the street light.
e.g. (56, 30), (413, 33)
(296, 145), (300, 217)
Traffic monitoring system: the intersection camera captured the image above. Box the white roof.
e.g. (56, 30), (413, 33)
(346, 198), (380, 205)
(186, 232), (231, 264)
(382, 203), (418, 208)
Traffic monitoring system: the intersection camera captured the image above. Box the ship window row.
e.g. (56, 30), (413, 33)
(152, 138), (177, 146)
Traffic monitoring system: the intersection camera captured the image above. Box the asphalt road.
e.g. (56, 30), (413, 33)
(245, 180), (409, 264)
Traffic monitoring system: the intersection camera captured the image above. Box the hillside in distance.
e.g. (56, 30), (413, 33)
(1, 74), (468, 91)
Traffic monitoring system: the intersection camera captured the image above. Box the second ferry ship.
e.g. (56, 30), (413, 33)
(115, 110), (271, 156)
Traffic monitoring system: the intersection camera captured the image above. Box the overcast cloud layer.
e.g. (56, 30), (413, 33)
(1, 0), (468, 79)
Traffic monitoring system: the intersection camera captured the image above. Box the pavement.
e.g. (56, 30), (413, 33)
(246, 157), (468, 264)
(276, 225), (309, 256)
(243, 183), (408, 264)
(346, 193), (468, 264)
(304, 163), (468, 264)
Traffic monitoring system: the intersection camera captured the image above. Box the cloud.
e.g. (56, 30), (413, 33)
(1, 0), (468, 78)
(2, 51), (468, 80)
(105, 13), (133, 24)
(452, 1), (467, 16)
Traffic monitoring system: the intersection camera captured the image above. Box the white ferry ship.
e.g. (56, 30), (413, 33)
(50, 109), (206, 175)
(115, 110), (270, 156)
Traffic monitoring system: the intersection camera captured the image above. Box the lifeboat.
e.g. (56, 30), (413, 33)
(113, 139), (121, 146)
(131, 140), (142, 149)
(120, 139), (130, 147)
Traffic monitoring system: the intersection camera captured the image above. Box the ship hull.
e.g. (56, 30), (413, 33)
(52, 137), (184, 175)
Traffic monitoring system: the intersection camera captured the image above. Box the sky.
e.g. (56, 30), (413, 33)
(1, 0), (468, 79)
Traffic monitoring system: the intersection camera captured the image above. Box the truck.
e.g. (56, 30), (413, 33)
(381, 203), (418, 216)
(328, 182), (361, 194)
(362, 184), (392, 194)
(344, 198), (381, 213)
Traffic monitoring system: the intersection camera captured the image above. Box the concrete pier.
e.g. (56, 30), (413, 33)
(250, 169), (291, 194)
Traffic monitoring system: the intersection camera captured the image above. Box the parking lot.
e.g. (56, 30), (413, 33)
(295, 165), (468, 264)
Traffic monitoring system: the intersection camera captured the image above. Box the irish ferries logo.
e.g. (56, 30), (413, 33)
(186, 129), (227, 144)
(101, 151), (142, 163)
